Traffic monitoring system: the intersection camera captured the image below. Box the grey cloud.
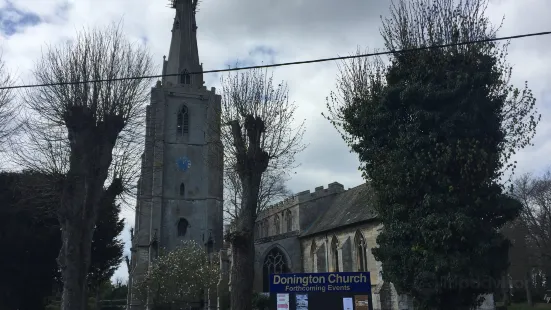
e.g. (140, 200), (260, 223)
(5, 0), (551, 282)
(198, 0), (387, 40)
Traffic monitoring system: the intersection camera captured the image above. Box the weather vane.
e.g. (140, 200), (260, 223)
(167, 0), (201, 12)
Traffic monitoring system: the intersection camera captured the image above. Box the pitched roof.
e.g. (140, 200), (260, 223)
(299, 183), (378, 237)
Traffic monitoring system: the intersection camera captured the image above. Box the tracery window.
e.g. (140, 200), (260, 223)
(180, 70), (191, 84)
(262, 247), (289, 292)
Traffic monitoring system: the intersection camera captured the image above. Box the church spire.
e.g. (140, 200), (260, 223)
(164, 0), (203, 86)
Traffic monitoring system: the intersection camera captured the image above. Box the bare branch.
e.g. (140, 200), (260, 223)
(0, 50), (19, 162)
(219, 67), (306, 173)
(223, 168), (291, 222)
(511, 170), (551, 268)
(12, 23), (150, 209)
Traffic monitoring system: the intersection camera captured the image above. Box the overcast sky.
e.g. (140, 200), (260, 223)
(1, 0), (550, 282)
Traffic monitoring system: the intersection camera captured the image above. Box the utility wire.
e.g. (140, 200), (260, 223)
(1, 30), (550, 90)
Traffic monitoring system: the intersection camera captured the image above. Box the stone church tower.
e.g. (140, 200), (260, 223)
(127, 0), (224, 309)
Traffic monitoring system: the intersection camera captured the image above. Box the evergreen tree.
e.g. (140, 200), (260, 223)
(325, 0), (539, 309)
(0, 171), (125, 310)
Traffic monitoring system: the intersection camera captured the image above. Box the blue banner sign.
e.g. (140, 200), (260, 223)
(269, 272), (372, 293)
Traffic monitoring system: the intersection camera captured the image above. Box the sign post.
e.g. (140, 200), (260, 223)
(268, 272), (373, 310)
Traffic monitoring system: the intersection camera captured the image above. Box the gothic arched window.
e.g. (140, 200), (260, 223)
(262, 247), (289, 292)
(354, 230), (368, 272)
(180, 70), (191, 84)
(177, 105), (189, 135)
(310, 241), (317, 272)
(263, 219), (269, 237)
(177, 218), (189, 237)
(331, 236), (340, 272)
(286, 210), (292, 232)
(206, 238), (214, 255)
(274, 215), (280, 235)
(179, 182), (185, 196)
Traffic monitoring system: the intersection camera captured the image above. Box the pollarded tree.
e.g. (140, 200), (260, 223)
(325, 0), (539, 309)
(20, 23), (154, 310)
(135, 241), (220, 309)
(218, 68), (306, 310)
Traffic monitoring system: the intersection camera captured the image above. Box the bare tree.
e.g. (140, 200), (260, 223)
(17, 23), (154, 310)
(0, 51), (18, 158)
(497, 170), (551, 306)
(218, 68), (305, 310)
(511, 171), (551, 267)
(224, 167), (292, 222)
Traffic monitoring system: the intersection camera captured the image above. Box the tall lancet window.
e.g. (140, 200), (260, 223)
(286, 210), (292, 232)
(179, 182), (185, 196)
(331, 236), (340, 272)
(180, 70), (191, 84)
(355, 230), (368, 272)
(177, 218), (189, 237)
(177, 105), (189, 135)
(206, 238), (214, 256)
(274, 215), (280, 235)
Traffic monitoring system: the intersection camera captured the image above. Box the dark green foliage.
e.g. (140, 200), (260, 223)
(352, 48), (521, 309)
(252, 292), (270, 310)
(0, 172), (61, 310)
(46, 281), (128, 310)
(97, 280), (128, 310)
(325, 1), (539, 309)
(0, 171), (124, 310)
(88, 197), (125, 290)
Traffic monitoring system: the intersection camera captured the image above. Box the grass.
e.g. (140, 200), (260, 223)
(500, 303), (551, 310)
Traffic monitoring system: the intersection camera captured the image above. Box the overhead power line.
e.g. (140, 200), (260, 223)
(1, 30), (550, 90)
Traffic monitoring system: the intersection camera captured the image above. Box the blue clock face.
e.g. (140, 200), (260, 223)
(176, 156), (191, 172)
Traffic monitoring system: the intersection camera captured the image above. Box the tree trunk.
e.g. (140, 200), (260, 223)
(59, 208), (97, 310)
(228, 115), (270, 310)
(525, 270), (533, 307)
(229, 180), (259, 310)
(230, 232), (255, 310)
(59, 222), (89, 310)
(501, 274), (510, 306)
(95, 286), (101, 310)
(58, 108), (123, 310)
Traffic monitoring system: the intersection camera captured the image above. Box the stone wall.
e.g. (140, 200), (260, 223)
(300, 223), (383, 285)
(254, 182), (345, 240)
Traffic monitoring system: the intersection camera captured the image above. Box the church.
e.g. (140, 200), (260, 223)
(126, 1), (496, 310)
(221, 182), (496, 310)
